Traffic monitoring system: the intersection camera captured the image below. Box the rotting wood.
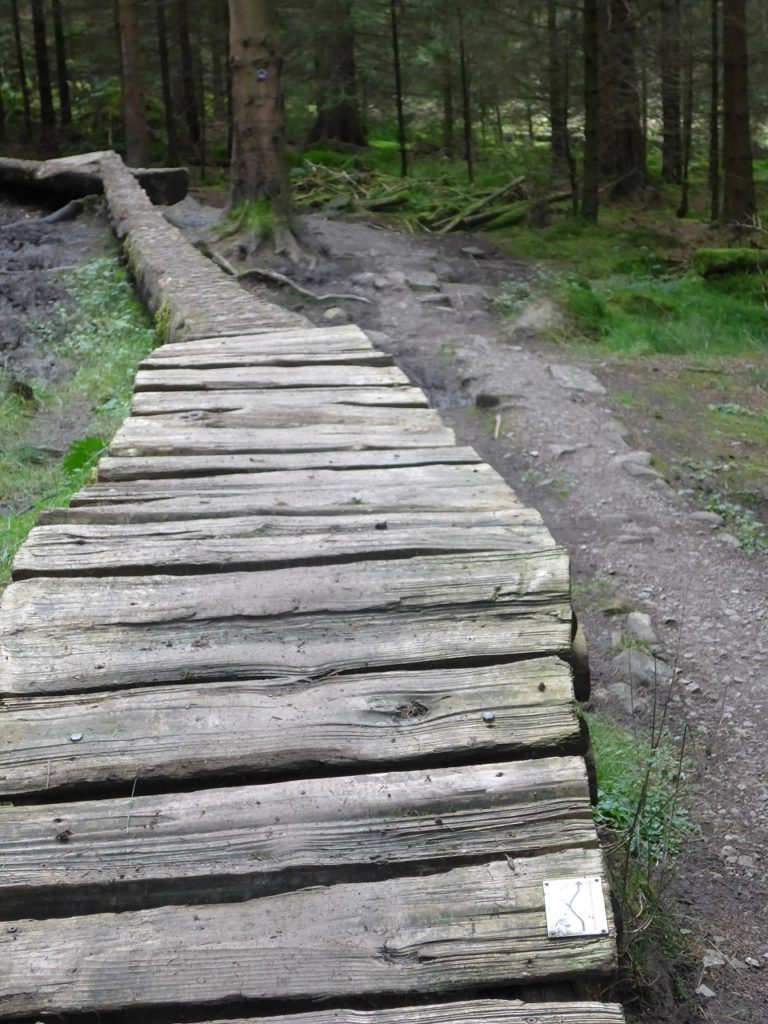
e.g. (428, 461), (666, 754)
(133, 364), (412, 391)
(141, 349), (392, 369)
(0, 658), (579, 796)
(1, 757), (594, 916)
(13, 510), (554, 579)
(96, 446), (479, 481)
(158, 324), (373, 350)
(183, 1000), (627, 1024)
(0, 549), (572, 694)
(0, 152), (188, 205)
(125, 406), (440, 432)
(132, 387), (429, 416)
(0, 852), (615, 1019)
(72, 462), (509, 504)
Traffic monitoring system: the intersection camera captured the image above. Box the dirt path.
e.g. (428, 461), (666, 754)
(236, 212), (766, 1024)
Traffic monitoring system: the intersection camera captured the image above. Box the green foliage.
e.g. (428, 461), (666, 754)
(219, 198), (276, 240)
(706, 495), (768, 554)
(0, 256), (155, 589)
(559, 279), (607, 336)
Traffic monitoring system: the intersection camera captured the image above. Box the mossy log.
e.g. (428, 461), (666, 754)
(0, 152), (188, 205)
(692, 247), (768, 278)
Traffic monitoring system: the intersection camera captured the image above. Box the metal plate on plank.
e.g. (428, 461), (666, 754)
(543, 876), (609, 938)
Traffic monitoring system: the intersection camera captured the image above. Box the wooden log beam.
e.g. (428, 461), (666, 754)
(0, 549), (572, 694)
(0, 152), (188, 205)
(183, 1001), (627, 1024)
(0, 852), (616, 1019)
(0, 757), (594, 916)
(0, 659), (580, 796)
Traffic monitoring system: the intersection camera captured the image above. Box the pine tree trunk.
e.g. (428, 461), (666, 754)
(457, 3), (473, 182)
(599, 0), (646, 196)
(548, 0), (569, 174)
(441, 54), (455, 158)
(177, 0), (202, 165)
(659, 0), (682, 183)
(11, 0), (32, 136)
(708, 0), (720, 221)
(51, 0), (71, 129)
(389, 0), (408, 177)
(228, 0), (290, 216)
(581, 0), (600, 221)
(156, 0), (179, 165)
(116, 0), (149, 167)
(308, 0), (365, 146)
(30, 0), (56, 138)
(722, 0), (755, 223)
(677, 33), (694, 216)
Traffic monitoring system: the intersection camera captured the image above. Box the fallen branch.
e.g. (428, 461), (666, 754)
(435, 175), (526, 234)
(209, 250), (372, 304)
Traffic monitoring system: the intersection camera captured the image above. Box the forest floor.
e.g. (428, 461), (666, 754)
(2, 191), (766, 1023)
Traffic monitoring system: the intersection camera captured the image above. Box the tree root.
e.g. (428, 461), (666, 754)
(208, 249), (372, 304)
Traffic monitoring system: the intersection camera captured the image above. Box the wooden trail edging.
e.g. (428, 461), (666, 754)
(0, 153), (625, 1024)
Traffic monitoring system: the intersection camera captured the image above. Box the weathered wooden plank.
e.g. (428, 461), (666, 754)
(39, 478), (518, 524)
(155, 325), (375, 354)
(132, 387), (429, 416)
(0, 550), (571, 694)
(72, 463), (513, 505)
(118, 405), (444, 433)
(13, 510), (554, 579)
(190, 1001), (627, 1024)
(134, 365), (411, 391)
(109, 418), (456, 456)
(0, 851), (615, 1018)
(0, 659), (579, 795)
(1, 757), (595, 915)
(142, 350), (391, 369)
(96, 446), (480, 481)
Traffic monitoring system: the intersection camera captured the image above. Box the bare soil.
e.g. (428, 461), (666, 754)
(3, 193), (766, 1023)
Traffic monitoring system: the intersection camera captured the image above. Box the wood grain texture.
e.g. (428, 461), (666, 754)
(96, 446), (480, 481)
(194, 1001), (627, 1024)
(0, 550), (572, 694)
(13, 510), (554, 579)
(132, 387), (429, 415)
(141, 349), (391, 369)
(128, 404), (441, 431)
(134, 365), (412, 391)
(72, 463), (512, 505)
(1, 758), (595, 914)
(165, 325), (374, 351)
(0, 659), (579, 795)
(109, 418), (455, 456)
(0, 852), (615, 1018)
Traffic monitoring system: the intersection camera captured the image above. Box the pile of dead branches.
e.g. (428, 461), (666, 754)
(291, 161), (571, 233)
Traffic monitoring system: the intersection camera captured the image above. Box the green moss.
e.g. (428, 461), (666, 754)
(155, 298), (172, 343)
(692, 247), (768, 278)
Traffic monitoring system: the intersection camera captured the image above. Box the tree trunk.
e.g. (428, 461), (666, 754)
(599, 0), (646, 196)
(441, 54), (455, 158)
(156, 0), (179, 165)
(659, 0), (682, 183)
(581, 0), (600, 221)
(228, 0), (291, 216)
(677, 31), (694, 216)
(177, 0), (202, 165)
(389, 0), (408, 177)
(11, 0), (32, 136)
(51, 0), (71, 129)
(457, 3), (473, 183)
(31, 0), (56, 138)
(722, 0), (755, 223)
(308, 0), (365, 146)
(708, 0), (720, 221)
(548, 0), (569, 174)
(116, 0), (150, 167)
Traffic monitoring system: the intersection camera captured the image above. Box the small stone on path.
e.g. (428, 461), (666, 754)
(547, 363), (606, 395)
(406, 270), (440, 291)
(323, 306), (348, 323)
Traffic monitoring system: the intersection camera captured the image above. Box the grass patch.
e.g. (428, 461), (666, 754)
(0, 255), (155, 589)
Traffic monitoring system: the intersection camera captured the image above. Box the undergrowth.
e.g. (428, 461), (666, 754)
(586, 709), (698, 995)
(0, 255), (155, 589)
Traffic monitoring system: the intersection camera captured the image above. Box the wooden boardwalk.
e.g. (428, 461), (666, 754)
(0, 156), (625, 1024)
